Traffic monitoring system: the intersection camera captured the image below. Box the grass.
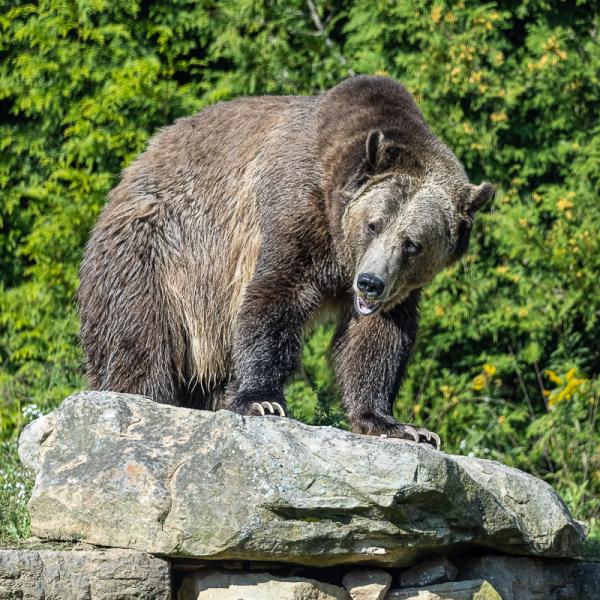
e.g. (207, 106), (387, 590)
(0, 441), (33, 546)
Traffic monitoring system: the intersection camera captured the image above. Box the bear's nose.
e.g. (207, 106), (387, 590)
(357, 272), (385, 298)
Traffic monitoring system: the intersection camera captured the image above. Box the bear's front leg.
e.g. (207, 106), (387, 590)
(222, 272), (319, 418)
(332, 292), (441, 449)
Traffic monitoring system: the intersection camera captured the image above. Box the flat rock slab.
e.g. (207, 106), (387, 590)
(20, 392), (584, 566)
(0, 548), (171, 600)
(386, 580), (501, 599)
(178, 570), (350, 599)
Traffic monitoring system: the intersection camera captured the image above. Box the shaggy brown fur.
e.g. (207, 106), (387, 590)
(78, 76), (493, 447)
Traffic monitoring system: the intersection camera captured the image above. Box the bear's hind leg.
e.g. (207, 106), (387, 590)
(79, 264), (183, 405)
(82, 317), (182, 406)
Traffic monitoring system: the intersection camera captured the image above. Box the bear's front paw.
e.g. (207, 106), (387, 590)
(387, 423), (441, 450)
(249, 401), (286, 417)
(352, 413), (441, 449)
(227, 390), (288, 418)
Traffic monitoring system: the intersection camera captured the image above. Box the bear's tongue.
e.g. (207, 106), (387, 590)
(355, 295), (382, 316)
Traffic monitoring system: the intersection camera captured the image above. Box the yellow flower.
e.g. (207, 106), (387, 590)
(483, 364), (497, 377)
(413, 404), (422, 415)
(460, 44), (475, 58)
(548, 376), (586, 407)
(490, 112), (508, 123)
(496, 265), (509, 274)
(532, 192), (542, 202)
(566, 367), (578, 381)
(544, 36), (559, 51)
(431, 5), (442, 23)
(444, 12), (457, 23)
(497, 415), (506, 425)
(472, 374), (486, 391)
(557, 198), (574, 211)
(518, 307), (529, 318)
(434, 304), (445, 317)
(440, 385), (453, 398)
(545, 369), (563, 385)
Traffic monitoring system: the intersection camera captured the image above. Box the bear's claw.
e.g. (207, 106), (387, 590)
(250, 401), (286, 417)
(381, 424), (441, 449)
(407, 425), (441, 450)
(272, 402), (286, 417)
(356, 415), (441, 450)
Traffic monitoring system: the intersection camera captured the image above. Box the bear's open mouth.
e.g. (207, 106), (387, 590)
(354, 295), (383, 317)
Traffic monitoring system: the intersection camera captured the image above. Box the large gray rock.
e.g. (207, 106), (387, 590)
(178, 570), (349, 599)
(0, 548), (171, 599)
(456, 554), (600, 600)
(20, 392), (584, 567)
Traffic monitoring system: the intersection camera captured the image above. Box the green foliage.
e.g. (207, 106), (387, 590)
(0, 0), (598, 546)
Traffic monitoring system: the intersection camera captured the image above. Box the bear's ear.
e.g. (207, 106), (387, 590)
(365, 129), (408, 172)
(451, 182), (495, 262)
(366, 129), (384, 168)
(462, 182), (495, 216)
(342, 130), (412, 198)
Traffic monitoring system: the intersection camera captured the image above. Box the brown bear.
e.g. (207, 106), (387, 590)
(78, 76), (493, 449)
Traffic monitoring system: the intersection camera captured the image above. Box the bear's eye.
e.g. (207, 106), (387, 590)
(365, 221), (381, 237)
(403, 239), (422, 256)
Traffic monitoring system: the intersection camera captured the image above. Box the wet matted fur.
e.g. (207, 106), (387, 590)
(78, 76), (493, 446)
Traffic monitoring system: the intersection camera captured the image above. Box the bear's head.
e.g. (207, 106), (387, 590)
(340, 129), (494, 316)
